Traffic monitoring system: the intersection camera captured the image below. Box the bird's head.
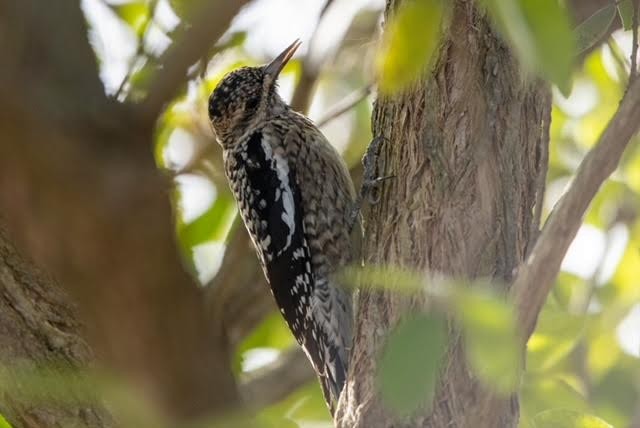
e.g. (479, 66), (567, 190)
(208, 39), (301, 145)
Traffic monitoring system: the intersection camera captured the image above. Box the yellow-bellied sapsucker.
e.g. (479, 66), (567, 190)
(208, 40), (359, 413)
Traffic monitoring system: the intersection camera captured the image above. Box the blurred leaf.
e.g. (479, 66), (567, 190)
(259, 381), (330, 424)
(612, 240), (640, 303)
(238, 312), (296, 356)
(0, 364), (164, 427)
(339, 265), (425, 293)
(617, 0), (635, 31)
(587, 332), (621, 380)
(454, 288), (521, 394)
(169, 0), (195, 20)
(256, 414), (300, 428)
(484, 0), (575, 94)
(591, 357), (640, 427)
(521, 373), (590, 424)
(0, 414), (11, 428)
(178, 193), (236, 250)
(378, 314), (447, 415)
(532, 409), (612, 428)
(528, 305), (585, 372)
(376, 0), (446, 94)
(575, 4), (616, 54)
(113, 1), (149, 34)
(129, 58), (160, 101)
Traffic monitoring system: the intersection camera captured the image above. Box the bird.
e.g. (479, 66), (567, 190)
(208, 39), (358, 414)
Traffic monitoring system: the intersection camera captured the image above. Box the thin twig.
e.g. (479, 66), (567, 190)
(138, 0), (249, 122)
(607, 37), (631, 85)
(290, 0), (337, 113)
(317, 84), (372, 128)
(114, 0), (159, 99)
(240, 347), (313, 409)
(630, 0), (639, 84)
(512, 77), (640, 342)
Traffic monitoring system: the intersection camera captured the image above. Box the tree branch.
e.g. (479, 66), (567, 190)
(317, 84), (372, 128)
(0, 0), (243, 422)
(240, 348), (313, 409)
(630, 0), (639, 84)
(512, 77), (640, 341)
(290, 0), (337, 113)
(138, 0), (249, 122)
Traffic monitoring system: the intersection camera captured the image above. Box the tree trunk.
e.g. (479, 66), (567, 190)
(0, 0), (241, 424)
(0, 227), (112, 427)
(337, 1), (550, 426)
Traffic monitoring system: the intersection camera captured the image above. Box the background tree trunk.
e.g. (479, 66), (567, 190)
(337, 1), (550, 426)
(0, 226), (112, 427)
(0, 0), (242, 424)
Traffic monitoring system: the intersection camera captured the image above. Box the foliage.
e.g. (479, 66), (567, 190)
(0, 414), (11, 428)
(376, 0), (448, 94)
(378, 314), (447, 416)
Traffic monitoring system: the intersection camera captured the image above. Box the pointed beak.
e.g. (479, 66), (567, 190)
(264, 39), (302, 78)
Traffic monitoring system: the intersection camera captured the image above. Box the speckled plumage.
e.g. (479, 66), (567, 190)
(208, 41), (356, 413)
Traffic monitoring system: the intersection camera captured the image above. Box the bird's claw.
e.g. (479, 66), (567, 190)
(363, 174), (395, 204)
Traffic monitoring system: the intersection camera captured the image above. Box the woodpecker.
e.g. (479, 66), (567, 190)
(208, 40), (358, 413)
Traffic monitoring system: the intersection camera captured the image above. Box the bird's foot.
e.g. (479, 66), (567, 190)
(348, 136), (394, 232)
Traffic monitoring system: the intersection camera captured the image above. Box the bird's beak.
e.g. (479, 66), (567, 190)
(264, 39), (302, 78)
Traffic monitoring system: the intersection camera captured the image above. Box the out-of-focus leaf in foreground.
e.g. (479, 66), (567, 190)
(575, 3), (617, 54)
(532, 409), (613, 428)
(378, 314), (447, 415)
(483, 0), (575, 95)
(617, 0), (635, 31)
(0, 364), (163, 427)
(0, 414), (11, 428)
(112, 1), (149, 35)
(376, 0), (446, 94)
(454, 288), (521, 394)
(527, 303), (586, 372)
(178, 192), (236, 251)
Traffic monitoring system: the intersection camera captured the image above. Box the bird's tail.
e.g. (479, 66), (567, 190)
(318, 347), (348, 416)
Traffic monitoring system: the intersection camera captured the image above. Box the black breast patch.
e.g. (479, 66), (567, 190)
(236, 131), (315, 340)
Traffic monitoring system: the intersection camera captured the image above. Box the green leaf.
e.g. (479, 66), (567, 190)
(454, 288), (521, 394)
(521, 373), (590, 425)
(258, 381), (330, 424)
(113, 1), (149, 35)
(378, 314), (447, 415)
(128, 58), (160, 101)
(169, 0), (196, 20)
(532, 409), (613, 428)
(238, 312), (295, 355)
(484, 0), (575, 94)
(527, 305), (586, 372)
(178, 193), (236, 250)
(617, 0), (635, 31)
(575, 4), (617, 54)
(377, 0), (446, 94)
(0, 414), (12, 428)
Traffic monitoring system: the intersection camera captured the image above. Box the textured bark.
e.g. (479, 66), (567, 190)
(336, 1), (551, 427)
(0, 227), (112, 427)
(0, 0), (241, 425)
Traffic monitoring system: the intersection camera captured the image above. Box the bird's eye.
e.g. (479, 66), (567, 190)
(246, 96), (259, 111)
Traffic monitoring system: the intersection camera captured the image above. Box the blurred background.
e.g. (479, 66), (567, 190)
(11, 0), (634, 426)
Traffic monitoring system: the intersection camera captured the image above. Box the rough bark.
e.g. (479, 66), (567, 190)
(336, 1), (550, 427)
(0, 226), (112, 427)
(0, 0), (241, 424)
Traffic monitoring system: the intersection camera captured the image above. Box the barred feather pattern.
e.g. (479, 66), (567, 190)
(222, 112), (356, 412)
